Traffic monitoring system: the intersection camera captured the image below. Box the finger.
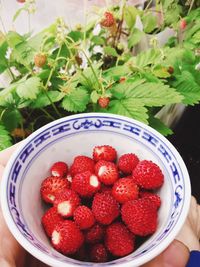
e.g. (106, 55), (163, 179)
(142, 240), (190, 267)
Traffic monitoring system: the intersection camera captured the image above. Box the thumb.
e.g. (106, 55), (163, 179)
(142, 240), (190, 267)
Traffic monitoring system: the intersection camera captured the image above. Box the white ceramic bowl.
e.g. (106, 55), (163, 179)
(1, 113), (191, 267)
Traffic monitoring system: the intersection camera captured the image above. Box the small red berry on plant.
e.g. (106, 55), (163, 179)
(34, 53), (47, 68)
(180, 19), (187, 30)
(98, 97), (110, 108)
(100, 12), (115, 28)
(168, 66), (174, 74)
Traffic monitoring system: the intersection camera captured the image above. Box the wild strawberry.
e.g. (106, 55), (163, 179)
(17, 0), (25, 2)
(50, 161), (68, 178)
(98, 97), (110, 108)
(95, 160), (118, 185)
(51, 220), (84, 255)
(139, 191), (161, 209)
(118, 153), (139, 175)
(70, 156), (95, 177)
(40, 176), (70, 204)
(112, 178), (139, 204)
(54, 189), (80, 218)
(100, 12), (115, 27)
(85, 224), (105, 244)
(34, 53), (47, 68)
(41, 207), (64, 237)
(71, 171), (100, 197)
(132, 160), (164, 189)
(74, 205), (95, 229)
(119, 77), (126, 83)
(121, 198), (157, 236)
(93, 145), (117, 162)
(92, 192), (120, 225)
(90, 243), (108, 263)
(168, 66), (174, 74)
(105, 222), (135, 257)
(180, 19), (187, 30)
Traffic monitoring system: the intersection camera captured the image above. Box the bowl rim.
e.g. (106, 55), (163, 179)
(0, 112), (191, 267)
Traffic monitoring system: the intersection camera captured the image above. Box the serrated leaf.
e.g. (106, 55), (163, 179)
(31, 91), (64, 108)
(128, 28), (143, 49)
(131, 49), (162, 68)
(16, 77), (41, 100)
(61, 88), (89, 112)
(192, 30), (200, 44)
(0, 41), (8, 74)
(2, 109), (22, 131)
(68, 31), (84, 42)
(164, 4), (182, 25)
(149, 116), (173, 136)
(142, 13), (158, 34)
(172, 71), (200, 105)
(103, 65), (131, 80)
(108, 99), (148, 123)
(0, 124), (12, 151)
(124, 6), (138, 29)
(130, 83), (183, 107)
(104, 46), (118, 57)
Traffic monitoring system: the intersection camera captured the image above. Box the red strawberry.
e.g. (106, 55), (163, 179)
(40, 176), (70, 204)
(51, 220), (84, 255)
(95, 160), (118, 185)
(105, 222), (135, 257)
(50, 161), (68, 178)
(17, 0), (25, 2)
(118, 153), (139, 175)
(98, 97), (110, 108)
(100, 12), (115, 27)
(90, 243), (108, 263)
(74, 205), (95, 229)
(85, 224), (105, 244)
(71, 171), (100, 197)
(92, 192), (120, 225)
(180, 19), (187, 30)
(121, 198), (157, 236)
(93, 145), (117, 162)
(41, 207), (64, 237)
(139, 191), (161, 209)
(54, 189), (80, 218)
(34, 53), (47, 68)
(70, 156), (95, 177)
(119, 77), (126, 83)
(132, 160), (164, 189)
(168, 66), (174, 74)
(112, 178), (139, 203)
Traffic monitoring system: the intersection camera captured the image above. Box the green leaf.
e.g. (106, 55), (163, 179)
(130, 82), (183, 107)
(124, 6), (138, 29)
(149, 116), (173, 136)
(68, 31), (84, 42)
(108, 99), (148, 123)
(131, 49), (162, 68)
(0, 124), (12, 151)
(172, 71), (200, 105)
(192, 30), (200, 44)
(90, 91), (100, 104)
(128, 28), (143, 48)
(91, 36), (105, 45)
(2, 109), (22, 131)
(0, 41), (8, 74)
(103, 65), (131, 80)
(61, 88), (90, 112)
(31, 91), (64, 108)
(142, 13), (158, 33)
(104, 46), (118, 57)
(16, 77), (41, 100)
(79, 63), (102, 90)
(164, 4), (182, 25)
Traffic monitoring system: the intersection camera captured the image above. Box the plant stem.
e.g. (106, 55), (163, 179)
(144, 0), (154, 12)
(188, 0), (195, 14)
(40, 108), (56, 121)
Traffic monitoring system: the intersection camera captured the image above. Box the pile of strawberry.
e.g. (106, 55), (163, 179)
(40, 145), (164, 262)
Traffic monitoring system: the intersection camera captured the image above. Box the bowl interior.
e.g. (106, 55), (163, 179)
(2, 113), (191, 267)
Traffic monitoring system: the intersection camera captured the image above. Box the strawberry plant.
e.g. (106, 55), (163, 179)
(0, 0), (200, 150)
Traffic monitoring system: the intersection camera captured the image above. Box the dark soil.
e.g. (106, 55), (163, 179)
(168, 105), (200, 201)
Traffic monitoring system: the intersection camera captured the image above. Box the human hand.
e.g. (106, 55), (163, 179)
(0, 145), (199, 267)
